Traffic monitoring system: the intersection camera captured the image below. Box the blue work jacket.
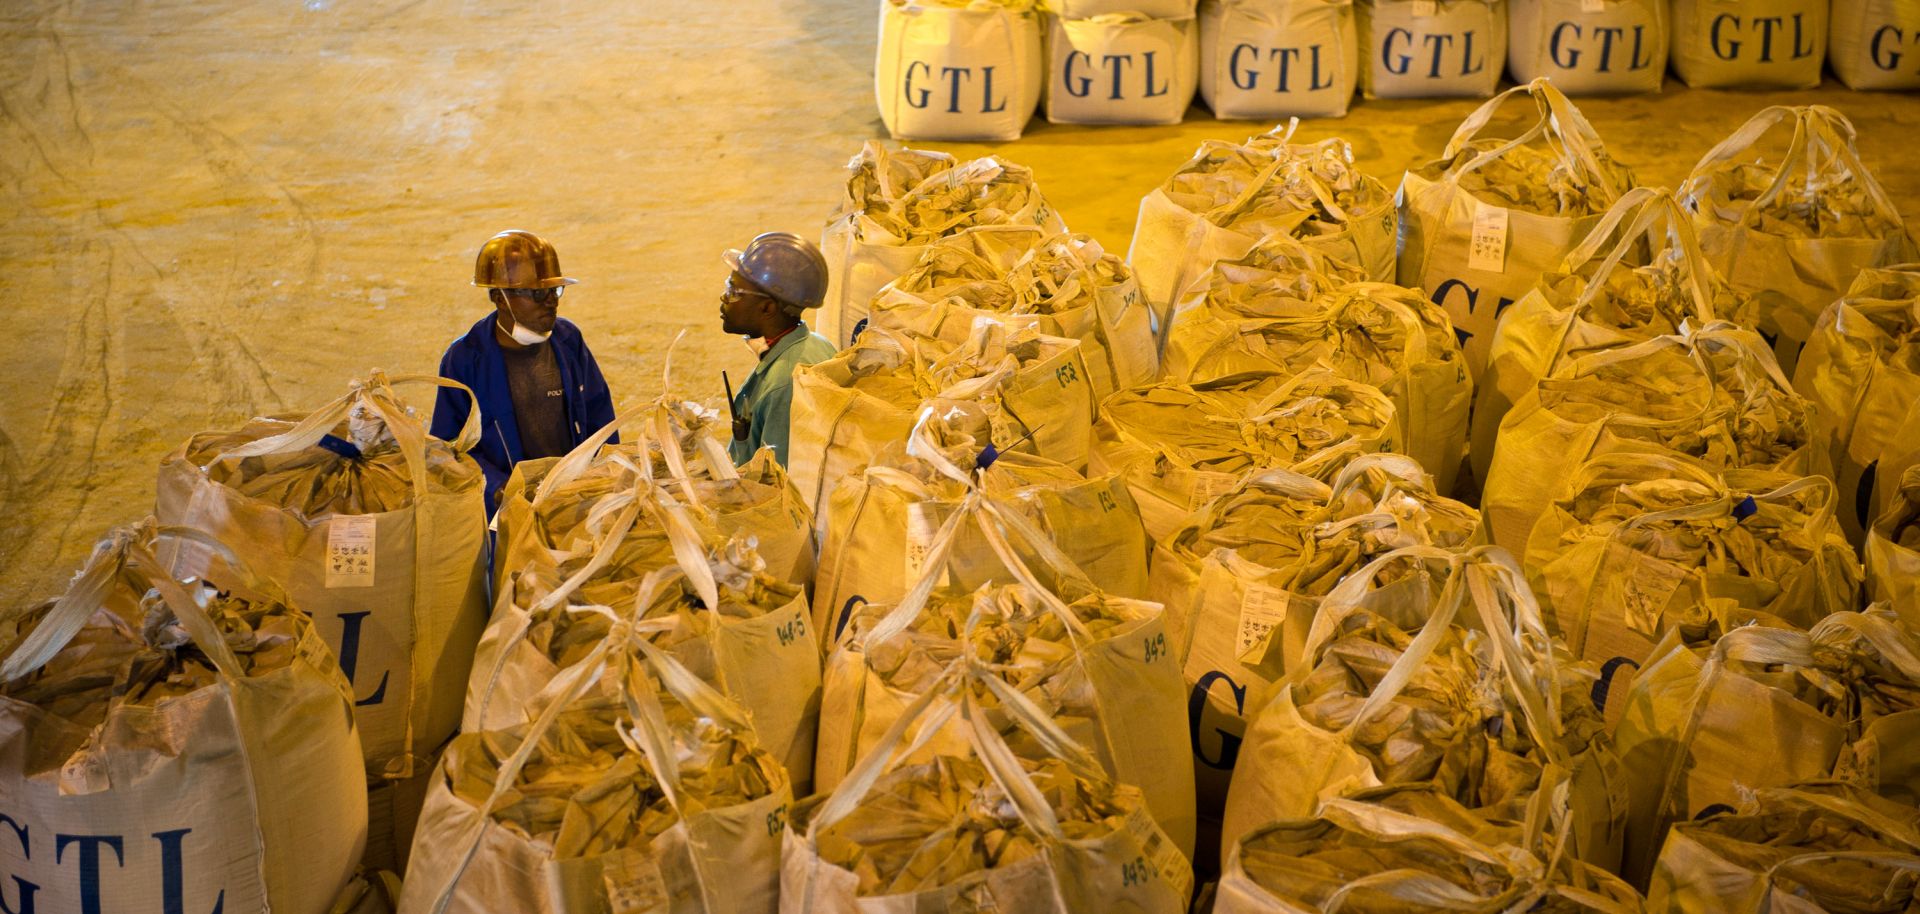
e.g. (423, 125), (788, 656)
(430, 315), (617, 513)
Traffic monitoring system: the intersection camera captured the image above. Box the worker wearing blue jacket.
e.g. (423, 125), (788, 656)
(431, 229), (616, 513)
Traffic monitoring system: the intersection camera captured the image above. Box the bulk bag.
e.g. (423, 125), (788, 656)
(782, 661), (1192, 913)
(1613, 626), (1848, 884)
(814, 402), (1149, 647)
(1164, 278), (1472, 493)
(1150, 457), (1480, 810)
(1092, 368), (1399, 540)
(1670, 0), (1826, 89)
(1523, 452), (1861, 723)
(1681, 105), (1916, 376)
(1, 522), (365, 914)
(1198, 0), (1359, 120)
(1472, 187), (1757, 487)
(1052, 0), (1197, 16)
(821, 143), (1066, 347)
(876, 0), (1044, 142)
(1221, 545), (1624, 869)
(155, 371), (487, 779)
(1647, 785), (1920, 914)
(403, 630), (790, 914)
(1816, 609), (1920, 804)
(873, 229), (1158, 399)
(1214, 789), (1642, 914)
(818, 489), (1192, 852)
(1044, 12), (1198, 126)
(1397, 78), (1636, 381)
(1508, 0), (1666, 95)
(787, 324), (1097, 520)
(1131, 131), (1397, 318)
(1482, 323), (1822, 553)
(1793, 264), (1920, 542)
(1868, 466), (1920, 624)
(1167, 232), (1367, 329)
(468, 493), (820, 788)
(1831, 0), (1920, 91)
(494, 399), (817, 596)
(1356, 0), (1507, 99)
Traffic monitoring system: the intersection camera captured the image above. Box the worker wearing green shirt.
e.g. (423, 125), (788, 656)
(720, 231), (838, 466)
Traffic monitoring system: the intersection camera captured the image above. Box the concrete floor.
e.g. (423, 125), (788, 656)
(3, 0), (1918, 607)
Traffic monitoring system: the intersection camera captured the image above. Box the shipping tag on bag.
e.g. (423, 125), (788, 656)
(602, 848), (669, 914)
(1236, 581), (1290, 664)
(904, 501), (942, 583)
(1468, 202), (1509, 273)
(325, 515), (377, 588)
(1124, 807), (1195, 900)
(1412, 0), (1436, 17)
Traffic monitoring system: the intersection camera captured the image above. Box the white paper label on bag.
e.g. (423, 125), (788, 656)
(325, 515), (377, 588)
(1236, 581), (1290, 663)
(1412, 0), (1436, 16)
(904, 501), (942, 582)
(602, 848), (669, 914)
(1186, 471), (1238, 512)
(1468, 202), (1509, 273)
(1581, 0), (1605, 12)
(1124, 807), (1195, 901)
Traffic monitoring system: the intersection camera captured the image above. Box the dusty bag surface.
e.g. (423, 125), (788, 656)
(1524, 452), (1861, 724)
(814, 402), (1149, 647)
(820, 142), (1066, 346)
(876, 0), (1044, 141)
(1681, 105), (1917, 377)
(1397, 77), (1636, 382)
(818, 476), (1192, 854)
(873, 228), (1157, 399)
(1197, 0), (1359, 120)
(1214, 788), (1643, 914)
(1483, 323), (1822, 554)
(1508, 0), (1666, 95)
(1648, 785), (1920, 914)
(1221, 545), (1625, 872)
(468, 485), (821, 788)
(1356, 0), (1507, 98)
(154, 370), (487, 779)
(1868, 466), (1920, 626)
(1794, 264), (1920, 543)
(783, 660), (1192, 914)
(1473, 187), (1758, 487)
(1131, 129), (1398, 317)
(1166, 268), (1471, 492)
(788, 324), (1096, 521)
(1830, 0), (1920, 90)
(404, 629), (791, 914)
(1153, 456), (1481, 812)
(1816, 608), (1920, 806)
(1669, 0), (1826, 89)
(0, 521), (366, 914)
(1093, 368), (1399, 541)
(1044, 12), (1198, 126)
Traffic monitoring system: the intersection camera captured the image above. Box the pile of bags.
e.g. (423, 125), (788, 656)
(0, 521), (366, 913)
(1869, 466), (1920, 622)
(1132, 127), (1397, 314)
(1399, 78), (1638, 381)
(820, 142), (1066, 346)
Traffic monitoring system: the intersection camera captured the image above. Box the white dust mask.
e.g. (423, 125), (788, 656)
(499, 316), (551, 346)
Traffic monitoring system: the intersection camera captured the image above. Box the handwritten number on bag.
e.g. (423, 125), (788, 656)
(1121, 855), (1152, 888)
(1143, 632), (1167, 665)
(766, 803), (789, 837)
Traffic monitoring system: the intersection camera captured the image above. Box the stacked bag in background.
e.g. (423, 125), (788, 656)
(1669, 0), (1827, 89)
(1198, 0), (1359, 120)
(1357, 0), (1508, 99)
(820, 142), (1066, 347)
(876, 0), (1046, 141)
(1831, 0), (1920, 91)
(1045, 0), (1201, 125)
(1508, 0), (1667, 95)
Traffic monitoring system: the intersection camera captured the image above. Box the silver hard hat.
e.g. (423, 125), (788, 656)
(723, 231), (829, 314)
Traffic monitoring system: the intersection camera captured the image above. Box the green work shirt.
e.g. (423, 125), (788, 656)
(729, 322), (837, 467)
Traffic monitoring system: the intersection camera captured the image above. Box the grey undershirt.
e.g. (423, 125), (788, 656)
(501, 341), (572, 459)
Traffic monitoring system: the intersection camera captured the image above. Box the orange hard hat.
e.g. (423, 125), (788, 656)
(473, 230), (577, 289)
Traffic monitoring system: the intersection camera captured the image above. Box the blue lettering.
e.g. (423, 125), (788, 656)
(0, 815), (36, 914)
(152, 830), (223, 914)
(1309, 44), (1334, 89)
(903, 60), (931, 109)
(1755, 16), (1783, 62)
(1102, 53), (1133, 99)
(1383, 27), (1413, 75)
(1591, 657), (1641, 713)
(980, 65), (1006, 113)
(1273, 46), (1298, 92)
(1594, 25), (1622, 72)
(1550, 22), (1582, 69)
(1064, 51), (1093, 98)
(1188, 671), (1247, 769)
(54, 835), (121, 914)
(334, 611), (389, 707)
(1631, 24), (1653, 69)
(1711, 14), (1742, 61)
(1143, 51), (1168, 97)
(1872, 25), (1905, 71)
(939, 66), (971, 114)
(1461, 29), (1484, 75)
(1421, 32), (1455, 77)
(1792, 12), (1814, 59)
(1228, 43), (1259, 90)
